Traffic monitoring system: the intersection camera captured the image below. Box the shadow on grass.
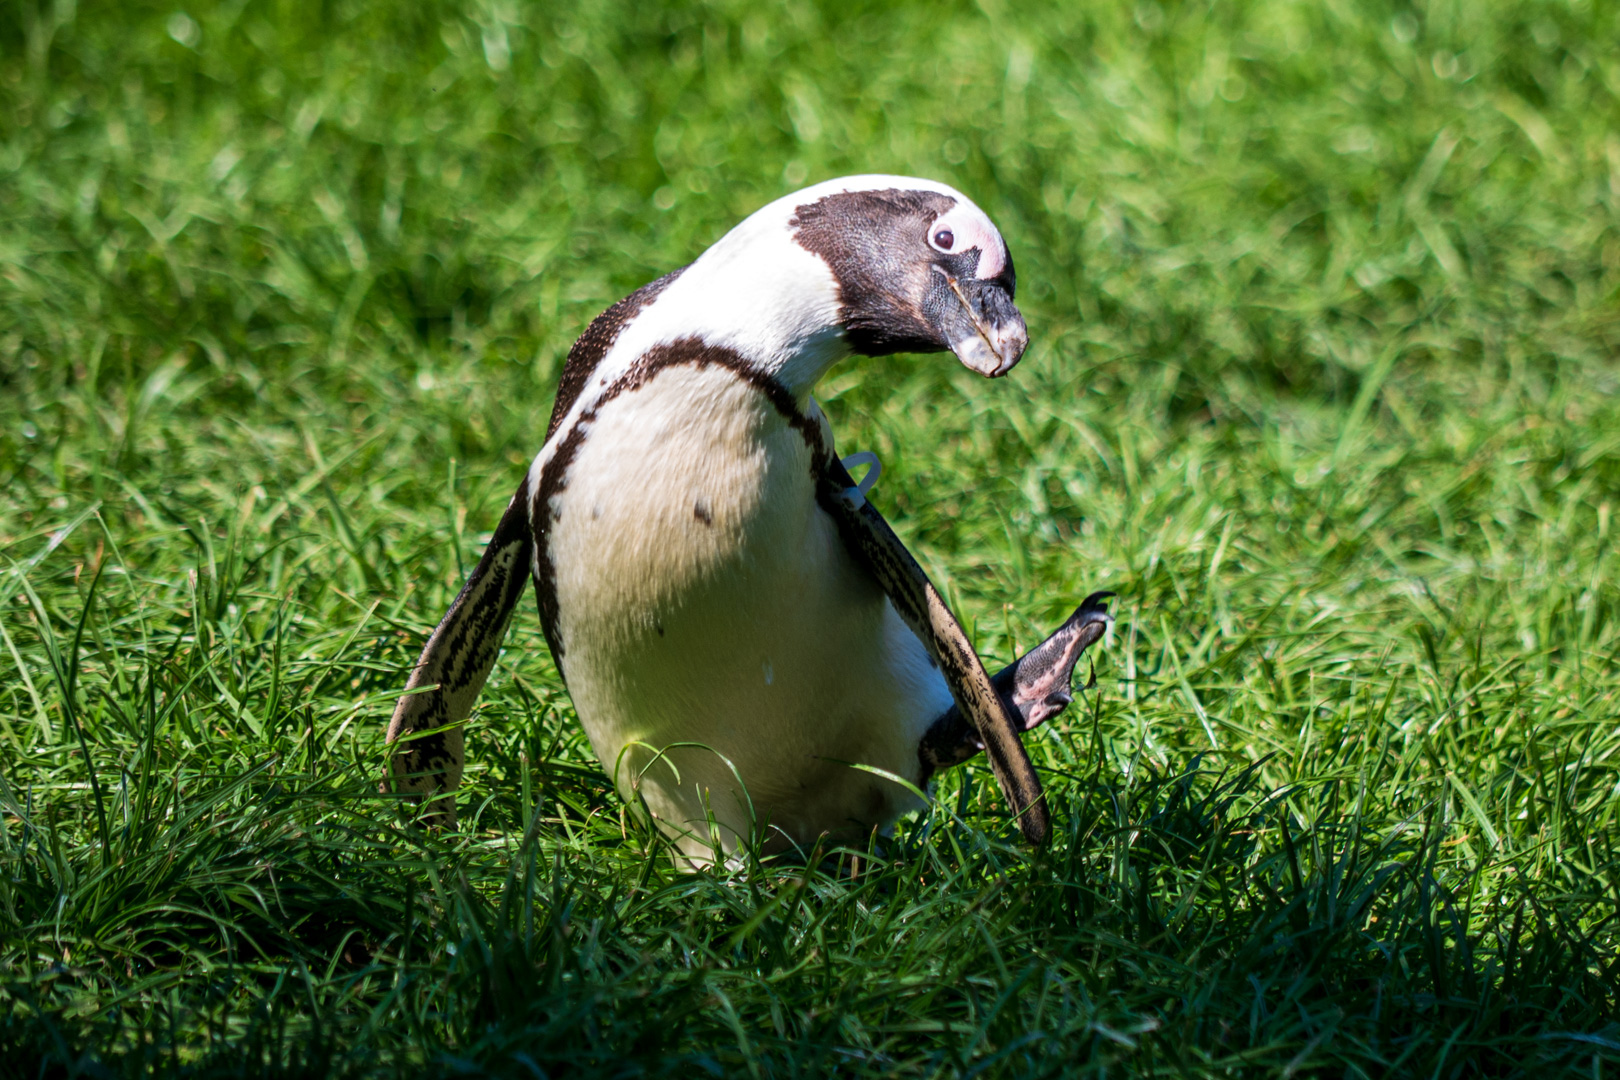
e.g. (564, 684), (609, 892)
(4, 752), (1616, 1078)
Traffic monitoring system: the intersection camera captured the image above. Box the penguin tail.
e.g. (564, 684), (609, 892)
(383, 475), (535, 824)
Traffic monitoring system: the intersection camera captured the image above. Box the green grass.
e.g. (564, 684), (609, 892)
(3, 0), (1620, 1074)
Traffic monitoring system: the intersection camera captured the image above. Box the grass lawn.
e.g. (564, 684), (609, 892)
(4, 0), (1620, 1074)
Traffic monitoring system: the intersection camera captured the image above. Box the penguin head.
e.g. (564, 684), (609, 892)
(787, 177), (1027, 378)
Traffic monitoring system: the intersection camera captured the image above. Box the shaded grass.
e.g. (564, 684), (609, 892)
(3, 0), (1620, 1074)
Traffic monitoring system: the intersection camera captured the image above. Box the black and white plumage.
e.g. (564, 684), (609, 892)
(386, 175), (1111, 860)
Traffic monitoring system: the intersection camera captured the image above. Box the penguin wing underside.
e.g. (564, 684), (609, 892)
(815, 458), (1051, 846)
(385, 474), (536, 821)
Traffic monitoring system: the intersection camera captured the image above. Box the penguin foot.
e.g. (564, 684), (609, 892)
(918, 591), (1114, 780)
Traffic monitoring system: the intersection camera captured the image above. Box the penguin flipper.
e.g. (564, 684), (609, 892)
(919, 593), (1114, 778)
(816, 459), (1052, 846)
(385, 475), (535, 823)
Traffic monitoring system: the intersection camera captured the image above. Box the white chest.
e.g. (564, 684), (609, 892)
(540, 363), (949, 857)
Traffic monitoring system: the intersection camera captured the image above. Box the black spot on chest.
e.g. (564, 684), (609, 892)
(532, 337), (831, 666)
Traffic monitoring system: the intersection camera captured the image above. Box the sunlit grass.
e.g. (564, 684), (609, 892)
(2, 0), (1619, 1075)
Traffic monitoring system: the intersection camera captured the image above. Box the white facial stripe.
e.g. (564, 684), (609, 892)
(932, 205), (1006, 280)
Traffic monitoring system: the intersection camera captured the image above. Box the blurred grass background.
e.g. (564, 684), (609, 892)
(3, 0), (1620, 1074)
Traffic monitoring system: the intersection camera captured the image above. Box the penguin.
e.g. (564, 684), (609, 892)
(385, 175), (1112, 861)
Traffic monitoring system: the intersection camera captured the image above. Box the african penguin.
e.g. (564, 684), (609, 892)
(386, 175), (1112, 861)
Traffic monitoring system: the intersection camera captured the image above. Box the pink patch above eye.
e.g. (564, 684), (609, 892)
(934, 207), (1006, 280)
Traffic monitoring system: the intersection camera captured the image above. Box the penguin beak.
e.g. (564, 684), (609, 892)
(933, 271), (1028, 378)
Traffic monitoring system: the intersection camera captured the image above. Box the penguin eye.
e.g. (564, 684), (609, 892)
(931, 227), (955, 252)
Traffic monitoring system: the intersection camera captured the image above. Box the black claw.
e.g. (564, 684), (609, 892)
(1077, 590), (1116, 617)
